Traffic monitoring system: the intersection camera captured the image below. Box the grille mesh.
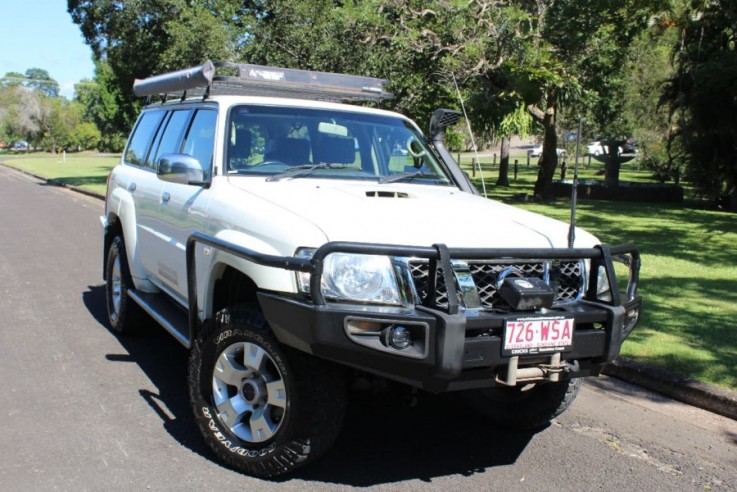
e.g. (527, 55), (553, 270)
(409, 260), (583, 310)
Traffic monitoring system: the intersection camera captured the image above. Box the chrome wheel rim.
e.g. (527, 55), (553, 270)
(212, 341), (287, 443)
(110, 255), (122, 319)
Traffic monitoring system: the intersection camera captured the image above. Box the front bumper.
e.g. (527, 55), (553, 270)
(186, 233), (641, 392)
(258, 292), (642, 392)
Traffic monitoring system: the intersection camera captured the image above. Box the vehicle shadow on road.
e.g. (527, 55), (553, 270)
(297, 391), (538, 486)
(83, 284), (539, 485)
(83, 284), (211, 460)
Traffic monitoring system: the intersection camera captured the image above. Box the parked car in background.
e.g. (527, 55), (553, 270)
(529, 144), (567, 158)
(622, 138), (638, 154)
(586, 141), (623, 156)
(13, 141), (29, 150)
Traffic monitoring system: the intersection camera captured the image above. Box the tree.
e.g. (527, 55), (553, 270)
(496, 103), (532, 186)
(73, 62), (129, 152)
(664, 0), (737, 210)
(513, 0), (667, 197)
(68, 0), (253, 133)
(244, 0), (461, 130)
(621, 13), (681, 184)
(0, 81), (88, 152)
(1, 71), (26, 89)
(1, 69), (60, 97)
(24, 68), (60, 97)
(13, 88), (45, 147)
(72, 121), (101, 150)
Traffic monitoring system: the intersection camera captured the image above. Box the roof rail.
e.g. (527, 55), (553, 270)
(132, 61), (393, 103)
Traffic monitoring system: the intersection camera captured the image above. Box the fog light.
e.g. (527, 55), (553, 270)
(382, 325), (412, 350)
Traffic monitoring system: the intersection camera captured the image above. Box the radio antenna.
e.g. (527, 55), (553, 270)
(568, 117), (583, 248)
(451, 74), (487, 198)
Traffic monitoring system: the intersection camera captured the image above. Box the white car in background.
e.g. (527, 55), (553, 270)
(529, 144), (567, 158)
(586, 141), (623, 156)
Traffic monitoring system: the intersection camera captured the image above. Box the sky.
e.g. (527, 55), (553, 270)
(0, 0), (96, 99)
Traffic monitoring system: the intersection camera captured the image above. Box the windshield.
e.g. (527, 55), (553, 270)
(226, 105), (454, 186)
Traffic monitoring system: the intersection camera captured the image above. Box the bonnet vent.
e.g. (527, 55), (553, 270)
(366, 191), (410, 198)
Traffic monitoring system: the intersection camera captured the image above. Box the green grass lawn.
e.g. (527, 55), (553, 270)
(2, 151), (735, 389)
(462, 153), (737, 389)
(0, 152), (119, 196)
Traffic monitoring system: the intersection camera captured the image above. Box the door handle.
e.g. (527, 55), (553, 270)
(161, 192), (171, 203)
(127, 182), (136, 192)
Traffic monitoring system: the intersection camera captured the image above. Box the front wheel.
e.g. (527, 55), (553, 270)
(188, 307), (347, 477)
(461, 378), (581, 431)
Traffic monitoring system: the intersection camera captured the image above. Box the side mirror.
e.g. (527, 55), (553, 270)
(157, 154), (206, 185)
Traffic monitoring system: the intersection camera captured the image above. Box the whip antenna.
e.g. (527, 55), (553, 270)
(568, 118), (583, 248)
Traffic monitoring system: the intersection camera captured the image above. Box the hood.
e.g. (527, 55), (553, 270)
(229, 178), (600, 249)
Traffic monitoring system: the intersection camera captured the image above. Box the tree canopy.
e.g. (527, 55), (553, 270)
(663, 0), (737, 209)
(63, 0), (737, 209)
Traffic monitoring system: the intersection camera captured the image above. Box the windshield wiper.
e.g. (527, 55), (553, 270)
(378, 171), (439, 184)
(266, 163), (350, 182)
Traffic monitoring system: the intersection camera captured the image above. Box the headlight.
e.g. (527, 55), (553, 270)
(596, 265), (612, 302)
(295, 249), (402, 305)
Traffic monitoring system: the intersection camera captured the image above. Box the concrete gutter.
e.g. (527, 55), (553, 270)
(2, 162), (736, 421)
(603, 358), (737, 421)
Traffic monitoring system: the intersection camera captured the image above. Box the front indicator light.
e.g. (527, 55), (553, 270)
(597, 265), (612, 302)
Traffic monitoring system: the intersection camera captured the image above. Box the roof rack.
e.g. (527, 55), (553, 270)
(132, 61), (393, 103)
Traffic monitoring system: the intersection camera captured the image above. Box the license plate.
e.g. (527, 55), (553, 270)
(502, 316), (574, 356)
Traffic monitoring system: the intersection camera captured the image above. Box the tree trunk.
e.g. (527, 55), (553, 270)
(533, 107), (558, 200)
(603, 141), (621, 187)
(496, 136), (510, 187)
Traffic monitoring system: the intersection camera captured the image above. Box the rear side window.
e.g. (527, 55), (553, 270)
(182, 109), (217, 175)
(124, 110), (165, 166)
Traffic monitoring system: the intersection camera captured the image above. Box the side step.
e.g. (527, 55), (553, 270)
(128, 290), (191, 348)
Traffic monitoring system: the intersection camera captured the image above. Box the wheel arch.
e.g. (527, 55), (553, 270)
(209, 264), (260, 318)
(102, 213), (124, 281)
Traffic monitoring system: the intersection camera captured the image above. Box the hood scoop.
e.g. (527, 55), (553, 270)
(366, 190), (410, 198)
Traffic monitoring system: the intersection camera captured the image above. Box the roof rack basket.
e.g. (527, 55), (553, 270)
(133, 60), (393, 103)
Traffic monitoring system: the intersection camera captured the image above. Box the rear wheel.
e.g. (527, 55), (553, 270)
(462, 378), (581, 431)
(189, 306), (347, 477)
(105, 236), (142, 334)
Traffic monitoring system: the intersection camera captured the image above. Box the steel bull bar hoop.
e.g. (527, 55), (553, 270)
(185, 232), (313, 342)
(185, 232), (640, 351)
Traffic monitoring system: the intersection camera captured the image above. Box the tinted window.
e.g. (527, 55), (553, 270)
(148, 109), (191, 170)
(124, 110), (165, 166)
(182, 109), (217, 176)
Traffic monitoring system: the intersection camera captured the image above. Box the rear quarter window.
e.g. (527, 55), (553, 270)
(124, 110), (165, 166)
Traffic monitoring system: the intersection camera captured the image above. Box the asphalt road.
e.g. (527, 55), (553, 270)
(1, 165), (736, 491)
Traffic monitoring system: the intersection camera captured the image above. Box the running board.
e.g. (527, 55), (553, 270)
(128, 290), (191, 348)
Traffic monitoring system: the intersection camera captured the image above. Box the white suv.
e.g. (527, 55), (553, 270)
(102, 61), (642, 477)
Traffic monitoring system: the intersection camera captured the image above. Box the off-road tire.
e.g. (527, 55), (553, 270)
(188, 306), (347, 478)
(105, 236), (143, 335)
(462, 378), (581, 431)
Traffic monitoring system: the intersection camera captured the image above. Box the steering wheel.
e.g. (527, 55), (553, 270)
(406, 137), (426, 159)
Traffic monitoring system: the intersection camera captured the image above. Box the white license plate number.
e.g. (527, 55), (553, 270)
(503, 317), (574, 356)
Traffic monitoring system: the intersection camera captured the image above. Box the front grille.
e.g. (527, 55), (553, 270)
(408, 260), (584, 310)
